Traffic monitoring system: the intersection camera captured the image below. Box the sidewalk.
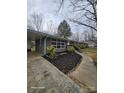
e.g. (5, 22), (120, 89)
(68, 52), (97, 92)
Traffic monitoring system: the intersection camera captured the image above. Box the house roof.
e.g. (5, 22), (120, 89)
(84, 41), (97, 45)
(27, 29), (79, 43)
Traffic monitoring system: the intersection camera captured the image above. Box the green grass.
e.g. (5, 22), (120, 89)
(82, 48), (97, 62)
(82, 48), (96, 53)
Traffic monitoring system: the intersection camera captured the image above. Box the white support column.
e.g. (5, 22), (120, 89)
(44, 37), (47, 55)
(27, 40), (31, 51)
(40, 38), (41, 47)
(39, 38), (42, 54)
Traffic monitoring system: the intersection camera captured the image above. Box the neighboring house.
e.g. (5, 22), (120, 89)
(27, 29), (79, 55)
(85, 41), (97, 48)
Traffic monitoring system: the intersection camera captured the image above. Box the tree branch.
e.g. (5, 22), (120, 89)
(87, 0), (97, 21)
(84, 14), (96, 22)
(70, 19), (97, 31)
(57, 0), (64, 12)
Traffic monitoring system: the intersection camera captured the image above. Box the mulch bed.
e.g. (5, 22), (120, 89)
(43, 52), (82, 74)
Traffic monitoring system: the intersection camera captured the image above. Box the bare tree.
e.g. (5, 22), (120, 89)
(89, 27), (95, 41)
(27, 18), (35, 30)
(82, 31), (91, 41)
(47, 20), (54, 34)
(46, 20), (58, 35)
(57, 0), (97, 31)
(27, 12), (43, 31)
(71, 31), (84, 42)
(71, 31), (80, 42)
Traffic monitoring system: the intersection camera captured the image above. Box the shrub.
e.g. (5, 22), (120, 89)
(47, 45), (56, 59)
(67, 46), (76, 53)
(79, 43), (88, 49)
(73, 44), (82, 52)
(84, 43), (88, 48)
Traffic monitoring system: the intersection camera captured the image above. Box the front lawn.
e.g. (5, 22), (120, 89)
(82, 48), (97, 63)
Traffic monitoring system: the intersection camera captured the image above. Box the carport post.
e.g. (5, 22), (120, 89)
(44, 36), (47, 55)
(40, 38), (42, 53)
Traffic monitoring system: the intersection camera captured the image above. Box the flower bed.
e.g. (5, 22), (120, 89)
(43, 52), (82, 74)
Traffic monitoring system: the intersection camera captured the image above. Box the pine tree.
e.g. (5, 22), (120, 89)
(58, 20), (72, 38)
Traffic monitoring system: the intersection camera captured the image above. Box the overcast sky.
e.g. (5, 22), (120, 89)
(27, 0), (86, 33)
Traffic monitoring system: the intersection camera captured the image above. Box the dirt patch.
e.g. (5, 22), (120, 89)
(43, 52), (82, 74)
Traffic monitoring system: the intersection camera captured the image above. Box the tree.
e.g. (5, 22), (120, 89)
(82, 31), (90, 41)
(27, 12), (43, 31)
(47, 20), (57, 35)
(58, 20), (72, 38)
(71, 31), (82, 42)
(27, 18), (35, 30)
(57, 0), (97, 31)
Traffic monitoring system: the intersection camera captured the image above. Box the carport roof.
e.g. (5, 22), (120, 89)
(27, 29), (79, 43)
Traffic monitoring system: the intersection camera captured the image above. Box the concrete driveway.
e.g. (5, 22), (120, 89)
(27, 52), (87, 93)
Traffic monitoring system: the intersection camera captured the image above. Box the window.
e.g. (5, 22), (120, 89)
(57, 45), (60, 48)
(51, 39), (66, 49)
(52, 42), (56, 45)
(61, 42), (64, 45)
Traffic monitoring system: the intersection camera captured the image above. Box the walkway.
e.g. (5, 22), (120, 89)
(68, 51), (97, 92)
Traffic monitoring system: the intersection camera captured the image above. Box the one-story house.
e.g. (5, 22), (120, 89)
(27, 29), (79, 55)
(85, 41), (97, 48)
